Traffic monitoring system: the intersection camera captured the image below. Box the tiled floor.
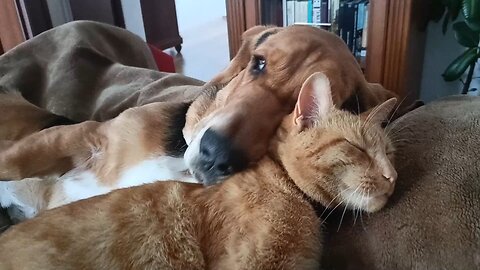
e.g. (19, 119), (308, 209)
(164, 1), (230, 82)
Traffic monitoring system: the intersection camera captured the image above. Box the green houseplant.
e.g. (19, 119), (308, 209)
(428, 0), (480, 94)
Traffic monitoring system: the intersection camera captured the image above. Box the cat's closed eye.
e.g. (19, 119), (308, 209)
(345, 140), (366, 154)
(338, 160), (354, 167)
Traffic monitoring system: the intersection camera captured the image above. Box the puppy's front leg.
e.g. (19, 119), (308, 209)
(0, 121), (104, 180)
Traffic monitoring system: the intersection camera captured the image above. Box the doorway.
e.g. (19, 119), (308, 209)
(164, 0), (229, 82)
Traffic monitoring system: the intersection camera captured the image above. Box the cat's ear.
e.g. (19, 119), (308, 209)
(293, 72), (334, 130)
(362, 98), (398, 125)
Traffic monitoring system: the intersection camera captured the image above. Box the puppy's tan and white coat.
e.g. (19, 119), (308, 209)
(0, 25), (396, 220)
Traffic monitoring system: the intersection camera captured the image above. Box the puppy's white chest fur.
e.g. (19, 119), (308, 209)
(1, 156), (197, 221)
(62, 156), (196, 202)
(117, 156), (196, 188)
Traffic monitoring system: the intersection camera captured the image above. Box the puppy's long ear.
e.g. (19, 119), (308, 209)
(293, 72), (334, 131)
(208, 25), (280, 87)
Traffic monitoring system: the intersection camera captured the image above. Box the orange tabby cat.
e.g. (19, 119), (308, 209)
(0, 73), (397, 270)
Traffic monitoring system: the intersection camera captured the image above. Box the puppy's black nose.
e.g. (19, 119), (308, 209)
(197, 128), (248, 184)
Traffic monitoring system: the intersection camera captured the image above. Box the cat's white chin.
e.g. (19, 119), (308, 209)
(341, 189), (389, 213)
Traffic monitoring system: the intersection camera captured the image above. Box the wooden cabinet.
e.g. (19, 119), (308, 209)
(225, 0), (430, 103)
(0, 0), (182, 53)
(140, 0), (182, 52)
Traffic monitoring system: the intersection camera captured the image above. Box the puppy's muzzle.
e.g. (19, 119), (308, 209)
(193, 128), (248, 185)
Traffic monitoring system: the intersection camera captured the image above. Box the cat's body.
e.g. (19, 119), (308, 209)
(0, 159), (321, 270)
(0, 73), (397, 269)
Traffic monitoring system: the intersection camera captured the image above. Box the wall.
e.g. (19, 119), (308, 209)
(46, 0), (73, 26)
(47, 0), (146, 40)
(420, 21), (480, 102)
(120, 0), (146, 40)
(175, 0), (226, 33)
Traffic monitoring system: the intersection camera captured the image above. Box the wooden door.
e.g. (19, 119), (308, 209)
(225, 0), (262, 59)
(366, 0), (429, 103)
(0, 0), (25, 52)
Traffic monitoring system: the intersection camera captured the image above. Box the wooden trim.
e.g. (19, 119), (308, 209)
(365, 0), (389, 83)
(366, 0), (427, 102)
(0, 0), (25, 52)
(226, 0), (262, 59)
(245, 0), (260, 28)
(401, 0), (429, 102)
(226, 0), (246, 59)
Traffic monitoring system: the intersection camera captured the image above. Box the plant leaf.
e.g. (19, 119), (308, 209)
(429, 1), (447, 22)
(443, 11), (451, 34)
(453, 21), (480, 46)
(463, 0), (480, 31)
(447, 0), (463, 20)
(442, 47), (479, 81)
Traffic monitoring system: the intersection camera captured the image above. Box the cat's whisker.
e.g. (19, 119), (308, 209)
(352, 207), (358, 226)
(390, 138), (414, 144)
(388, 131), (409, 140)
(337, 204), (348, 232)
(387, 122), (414, 138)
(384, 94), (408, 133)
(367, 190), (371, 217)
(363, 105), (381, 129)
(345, 185), (361, 226)
(337, 192), (351, 232)
(390, 137), (429, 148)
(359, 193), (367, 232)
(320, 187), (359, 225)
(352, 184), (364, 226)
(355, 93), (360, 115)
(319, 189), (346, 218)
(385, 121), (406, 137)
(320, 197), (346, 226)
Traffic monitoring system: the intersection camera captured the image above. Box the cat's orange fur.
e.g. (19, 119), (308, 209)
(0, 73), (397, 269)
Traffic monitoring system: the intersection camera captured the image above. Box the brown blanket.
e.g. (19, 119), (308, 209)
(322, 95), (480, 269)
(0, 20), (204, 124)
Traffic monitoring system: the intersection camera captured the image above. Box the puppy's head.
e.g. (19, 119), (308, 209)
(183, 25), (385, 185)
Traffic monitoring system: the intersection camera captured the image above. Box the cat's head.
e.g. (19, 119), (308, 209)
(279, 72), (397, 213)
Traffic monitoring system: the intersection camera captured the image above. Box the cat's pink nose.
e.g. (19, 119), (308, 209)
(383, 170), (397, 183)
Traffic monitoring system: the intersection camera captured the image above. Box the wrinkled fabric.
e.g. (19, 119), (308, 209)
(0, 20), (205, 122)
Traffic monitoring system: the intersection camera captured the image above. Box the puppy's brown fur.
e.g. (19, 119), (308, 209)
(0, 102), (189, 182)
(0, 25), (396, 183)
(0, 73), (398, 269)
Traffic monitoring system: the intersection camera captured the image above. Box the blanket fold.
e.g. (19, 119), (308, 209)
(0, 20), (205, 123)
